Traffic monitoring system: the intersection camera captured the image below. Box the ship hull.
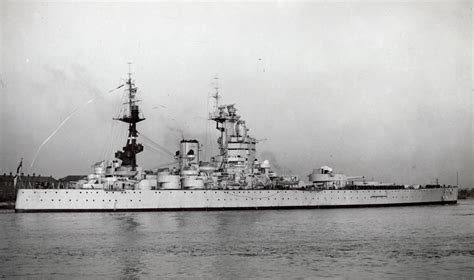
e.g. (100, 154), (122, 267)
(15, 188), (457, 212)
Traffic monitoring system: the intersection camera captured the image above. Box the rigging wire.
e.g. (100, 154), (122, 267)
(99, 90), (124, 161)
(138, 132), (175, 157)
(99, 120), (115, 161)
(106, 92), (127, 160)
(141, 142), (175, 158)
(204, 92), (210, 160)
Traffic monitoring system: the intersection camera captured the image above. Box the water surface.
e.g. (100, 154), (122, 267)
(1, 201), (473, 279)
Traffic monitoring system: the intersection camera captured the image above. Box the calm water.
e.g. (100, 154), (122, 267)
(1, 201), (473, 279)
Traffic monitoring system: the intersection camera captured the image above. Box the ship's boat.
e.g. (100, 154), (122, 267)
(14, 71), (458, 212)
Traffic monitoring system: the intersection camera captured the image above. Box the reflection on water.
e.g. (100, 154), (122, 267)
(114, 214), (145, 279)
(0, 201), (473, 279)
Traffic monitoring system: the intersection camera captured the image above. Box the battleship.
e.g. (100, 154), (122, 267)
(15, 72), (458, 212)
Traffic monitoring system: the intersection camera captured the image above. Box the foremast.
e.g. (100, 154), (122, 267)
(114, 69), (145, 170)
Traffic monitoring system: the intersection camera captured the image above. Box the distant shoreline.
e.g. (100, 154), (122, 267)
(0, 202), (15, 210)
(458, 188), (474, 199)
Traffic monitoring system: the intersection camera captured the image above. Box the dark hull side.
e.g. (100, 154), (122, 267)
(15, 200), (457, 213)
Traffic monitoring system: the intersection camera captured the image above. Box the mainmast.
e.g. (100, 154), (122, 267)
(114, 64), (145, 170)
(209, 76), (226, 156)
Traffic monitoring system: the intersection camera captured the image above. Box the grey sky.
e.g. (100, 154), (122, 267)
(0, 1), (472, 187)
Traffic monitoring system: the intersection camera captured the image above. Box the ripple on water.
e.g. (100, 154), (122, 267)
(0, 201), (473, 278)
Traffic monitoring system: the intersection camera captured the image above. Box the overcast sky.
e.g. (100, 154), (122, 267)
(0, 1), (472, 187)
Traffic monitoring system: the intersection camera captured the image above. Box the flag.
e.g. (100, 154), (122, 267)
(108, 84), (124, 93)
(16, 158), (23, 174)
(14, 158), (22, 188)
